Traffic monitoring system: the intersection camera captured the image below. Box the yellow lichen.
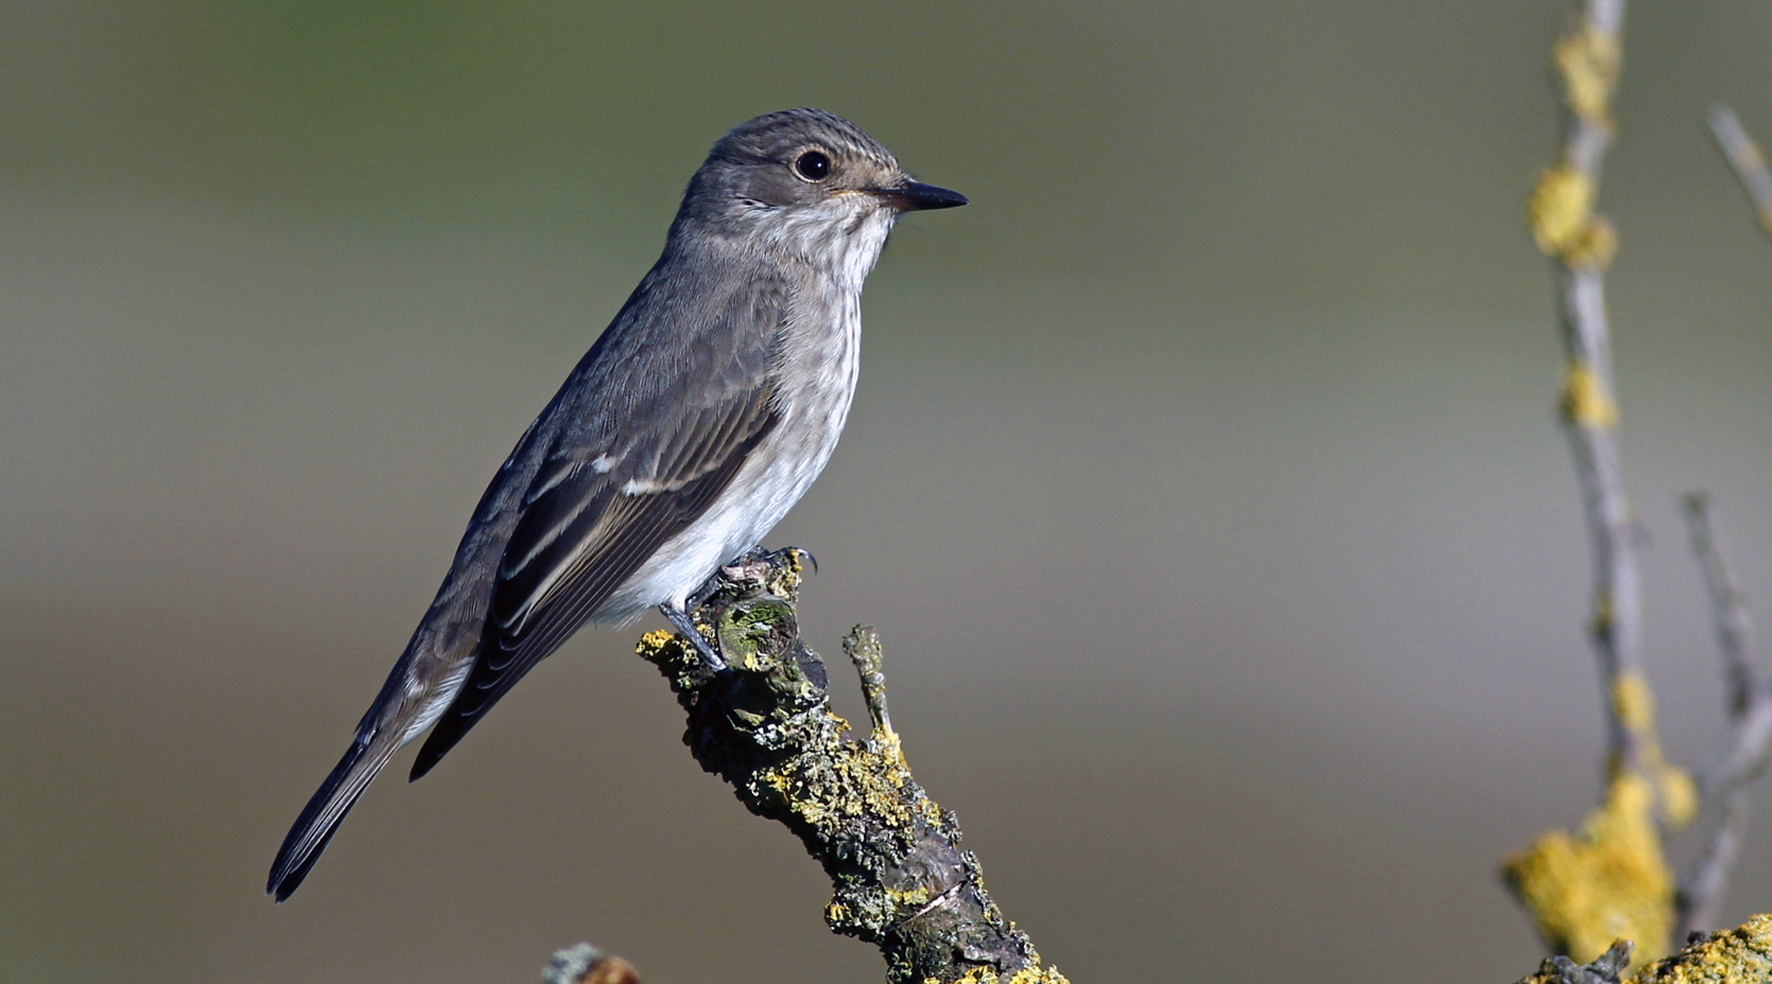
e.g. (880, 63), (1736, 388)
(1555, 22), (1620, 127)
(760, 725), (929, 836)
(876, 728), (910, 777)
(1503, 773), (1674, 970)
(1656, 765), (1697, 832)
(888, 886), (933, 908)
(1623, 914), (1772, 983)
(1531, 166), (1596, 256)
(1526, 21), (1623, 272)
(635, 629), (677, 660)
(920, 965), (1071, 984)
(1566, 215), (1619, 270)
(1528, 169), (1617, 269)
(1561, 361), (1619, 431)
(1604, 673), (1696, 830)
(1612, 673), (1655, 737)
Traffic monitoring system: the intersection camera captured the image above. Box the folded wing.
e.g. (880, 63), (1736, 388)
(408, 382), (778, 779)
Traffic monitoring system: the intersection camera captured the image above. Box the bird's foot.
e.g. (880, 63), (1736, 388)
(729, 544), (817, 575)
(686, 546), (816, 610)
(646, 547), (827, 693)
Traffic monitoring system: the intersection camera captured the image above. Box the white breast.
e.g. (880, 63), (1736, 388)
(594, 209), (888, 619)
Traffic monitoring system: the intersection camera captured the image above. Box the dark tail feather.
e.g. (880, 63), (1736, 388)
(407, 681), (496, 781)
(409, 632), (557, 782)
(267, 735), (398, 901)
(408, 715), (460, 782)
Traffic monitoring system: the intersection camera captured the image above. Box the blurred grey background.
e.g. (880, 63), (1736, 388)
(4, 1), (1772, 981)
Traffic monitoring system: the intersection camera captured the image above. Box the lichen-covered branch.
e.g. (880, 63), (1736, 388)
(1503, 772), (1679, 971)
(1626, 916), (1772, 982)
(1511, 917), (1772, 984)
(1511, 915), (1772, 984)
(1706, 105), (1772, 243)
(1512, 939), (1634, 984)
(1524, 0), (1673, 794)
(1505, 1), (1699, 970)
(632, 548), (1068, 984)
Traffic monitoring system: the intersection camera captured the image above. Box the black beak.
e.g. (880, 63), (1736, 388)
(871, 180), (968, 212)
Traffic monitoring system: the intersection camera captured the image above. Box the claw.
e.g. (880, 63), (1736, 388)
(755, 545), (817, 574)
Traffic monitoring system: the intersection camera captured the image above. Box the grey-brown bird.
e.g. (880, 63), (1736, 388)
(267, 108), (966, 900)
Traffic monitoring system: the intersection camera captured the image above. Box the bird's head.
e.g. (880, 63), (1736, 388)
(674, 109), (966, 282)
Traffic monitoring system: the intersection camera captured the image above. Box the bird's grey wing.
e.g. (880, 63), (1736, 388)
(269, 251), (788, 898)
(407, 366), (780, 779)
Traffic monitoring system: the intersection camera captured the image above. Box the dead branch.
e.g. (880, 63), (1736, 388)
(628, 548), (1068, 984)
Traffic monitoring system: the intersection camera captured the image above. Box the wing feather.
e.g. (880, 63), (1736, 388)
(408, 383), (778, 779)
(270, 225), (799, 897)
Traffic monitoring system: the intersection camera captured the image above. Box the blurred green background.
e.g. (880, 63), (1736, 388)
(4, 1), (1772, 981)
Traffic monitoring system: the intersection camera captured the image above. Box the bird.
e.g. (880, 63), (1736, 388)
(266, 108), (967, 901)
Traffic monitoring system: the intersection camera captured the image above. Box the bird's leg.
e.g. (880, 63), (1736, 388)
(685, 567), (732, 610)
(659, 603), (726, 672)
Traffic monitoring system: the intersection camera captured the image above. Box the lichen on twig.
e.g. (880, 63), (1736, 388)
(632, 548), (1068, 984)
(1508, 915), (1772, 984)
(1504, 1), (1696, 970)
(1504, 3), (1772, 972)
(1513, 939), (1633, 984)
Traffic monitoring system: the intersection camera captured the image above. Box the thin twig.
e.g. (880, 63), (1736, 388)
(1706, 105), (1772, 243)
(1505, 3), (1698, 968)
(1673, 110), (1772, 933)
(1527, 0), (1663, 789)
(1684, 493), (1772, 797)
(1683, 494), (1762, 724)
(1677, 790), (1749, 938)
(1677, 494), (1771, 935)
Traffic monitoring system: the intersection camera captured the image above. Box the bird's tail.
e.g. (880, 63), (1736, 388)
(266, 731), (400, 901)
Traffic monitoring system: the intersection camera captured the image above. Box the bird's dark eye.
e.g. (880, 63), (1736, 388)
(794, 150), (831, 181)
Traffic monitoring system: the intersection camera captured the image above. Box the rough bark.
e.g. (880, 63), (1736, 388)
(632, 548), (1067, 984)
